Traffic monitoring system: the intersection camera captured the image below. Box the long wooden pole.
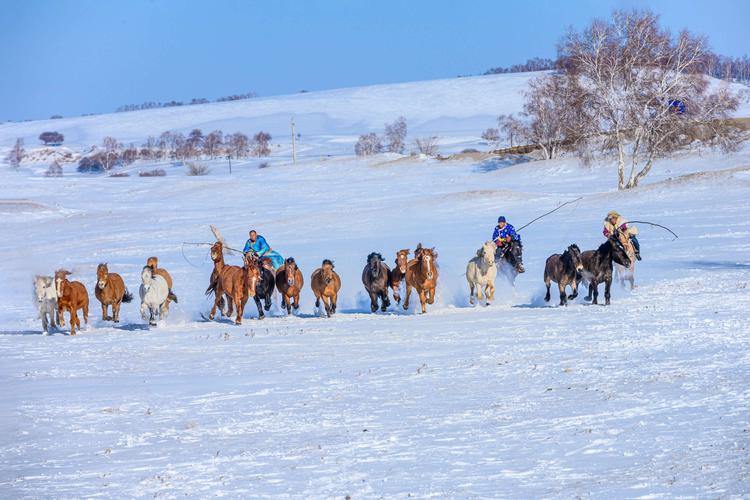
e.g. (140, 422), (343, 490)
(291, 117), (297, 164)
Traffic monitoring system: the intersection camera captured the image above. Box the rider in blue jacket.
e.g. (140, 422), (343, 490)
(243, 230), (285, 270)
(492, 216), (520, 248)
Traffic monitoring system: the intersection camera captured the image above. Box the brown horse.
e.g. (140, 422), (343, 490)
(55, 270), (89, 335)
(311, 259), (341, 317)
(95, 263), (132, 322)
(276, 257), (304, 315)
(205, 241), (234, 317)
(543, 244), (584, 306)
(389, 249), (410, 304)
(146, 256), (177, 305)
(209, 245), (255, 324)
(404, 243), (439, 314)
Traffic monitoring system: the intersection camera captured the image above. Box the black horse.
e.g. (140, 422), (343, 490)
(577, 238), (632, 305)
(544, 244), (584, 306)
(248, 256), (275, 319)
(362, 252), (391, 312)
(495, 240), (525, 283)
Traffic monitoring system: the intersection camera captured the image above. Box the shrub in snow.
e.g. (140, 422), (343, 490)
(186, 162), (210, 176)
(44, 160), (63, 177)
(5, 138), (24, 168)
(258, 161), (271, 169)
(384, 117), (407, 154)
(39, 131), (64, 146)
(481, 128), (500, 144)
(461, 148), (480, 154)
(355, 133), (383, 156)
(139, 168), (166, 177)
(414, 136), (439, 156)
(109, 172), (130, 177)
(252, 131), (272, 157)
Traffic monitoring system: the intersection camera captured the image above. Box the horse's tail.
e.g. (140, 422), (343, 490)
(122, 289), (133, 303)
(168, 290), (179, 303)
(205, 281), (216, 297)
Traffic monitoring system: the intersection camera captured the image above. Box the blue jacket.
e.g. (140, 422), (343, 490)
(492, 223), (520, 244)
(244, 235), (271, 256)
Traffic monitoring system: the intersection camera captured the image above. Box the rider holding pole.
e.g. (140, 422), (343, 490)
(603, 211), (641, 260)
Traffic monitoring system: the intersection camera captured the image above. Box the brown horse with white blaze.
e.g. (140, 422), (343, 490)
(404, 243), (439, 314)
(95, 263), (132, 322)
(390, 249), (410, 304)
(311, 259), (341, 317)
(55, 269), (89, 335)
(276, 257), (304, 315)
(209, 246), (256, 324)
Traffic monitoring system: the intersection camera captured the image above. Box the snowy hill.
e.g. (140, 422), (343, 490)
(1, 72), (750, 497)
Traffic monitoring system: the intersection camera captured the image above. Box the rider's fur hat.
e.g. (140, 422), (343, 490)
(497, 216), (506, 223)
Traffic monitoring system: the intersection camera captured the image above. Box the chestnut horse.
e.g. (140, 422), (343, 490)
(404, 243), (439, 314)
(205, 241), (234, 317)
(55, 270), (89, 335)
(389, 249), (410, 304)
(311, 259), (341, 317)
(146, 256), (177, 305)
(276, 257), (304, 315)
(95, 263), (132, 322)
(209, 247), (256, 324)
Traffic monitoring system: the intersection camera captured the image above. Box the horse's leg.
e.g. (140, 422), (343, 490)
(210, 283), (223, 320)
(403, 283), (412, 310)
(292, 291), (300, 310)
(331, 292), (338, 315)
(264, 290), (272, 311)
(392, 284), (401, 304)
(544, 277), (551, 302)
(41, 309), (49, 334)
(369, 290), (378, 313)
(82, 301), (88, 326)
(51, 307), (58, 328)
(568, 278), (579, 301)
(558, 282), (567, 306)
(418, 287), (427, 313)
(58, 305), (66, 327)
(70, 309), (78, 335)
(114, 300), (121, 323)
(383, 288), (391, 309)
(285, 293), (292, 315)
(101, 302), (108, 321)
(161, 299), (169, 320)
(591, 280), (599, 305)
(321, 294), (331, 317)
(234, 295), (243, 325)
(254, 296), (264, 319)
(427, 286), (435, 305)
(604, 277), (612, 306)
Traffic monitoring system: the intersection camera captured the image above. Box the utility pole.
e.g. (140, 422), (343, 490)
(291, 117), (297, 164)
(226, 154), (232, 174)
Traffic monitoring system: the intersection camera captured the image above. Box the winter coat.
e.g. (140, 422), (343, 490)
(603, 215), (638, 238)
(492, 223), (520, 246)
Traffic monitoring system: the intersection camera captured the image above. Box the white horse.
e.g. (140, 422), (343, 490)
(139, 266), (170, 326)
(34, 275), (58, 334)
(466, 241), (498, 305)
(614, 232), (637, 289)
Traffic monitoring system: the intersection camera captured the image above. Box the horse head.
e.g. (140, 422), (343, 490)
(96, 263), (109, 290)
(480, 241), (496, 266)
(417, 246), (437, 280)
(284, 257), (298, 287)
(321, 259), (335, 285)
(395, 249), (410, 274)
(141, 265), (155, 289)
(367, 253), (383, 279)
(609, 237), (632, 268)
(146, 256), (159, 269)
(34, 275), (55, 303)
(243, 255), (259, 297)
(210, 242), (223, 262)
(567, 244), (584, 272)
(54, 269), (71, 298)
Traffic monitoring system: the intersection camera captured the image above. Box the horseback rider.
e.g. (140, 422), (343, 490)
(492, 215), (523, 266)
(603, 211), (641, 260)
(243, 230), (285, 270)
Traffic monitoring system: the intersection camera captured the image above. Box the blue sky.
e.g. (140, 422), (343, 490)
(1, 0), (748, 121)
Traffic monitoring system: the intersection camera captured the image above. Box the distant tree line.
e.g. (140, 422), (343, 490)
(77, 128), (272, 172)
(115, 91), (258, 113)
(483, 57), (558, 75)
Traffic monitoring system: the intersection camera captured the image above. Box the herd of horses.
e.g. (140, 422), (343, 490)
(32, 231), (636, 335)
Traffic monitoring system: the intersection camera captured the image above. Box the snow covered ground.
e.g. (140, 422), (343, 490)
(1, 73), (749, 497)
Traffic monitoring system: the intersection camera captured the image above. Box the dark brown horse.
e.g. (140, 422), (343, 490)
(95, 263), (132, 322)
(362, 252), (391, 312)
(311, 259), (341, 317)
(55, 270), (89, 335)
(389, 249), (410, 304)
(544, 244), (584, 306)
(276, 257), (303, 314)
(578, 238), (632, 305)
(245, 254), (275, 319)
(404, 243), (439, 314)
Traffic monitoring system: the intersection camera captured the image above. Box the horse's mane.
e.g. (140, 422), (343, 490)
(322, 259), (334, 268)
(285, 257), (296, 265)
(367, 252), (383, 262)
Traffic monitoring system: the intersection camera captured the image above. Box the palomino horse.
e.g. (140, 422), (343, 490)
(311, 259), (341, 317)
(578, 238), (632, 305)
(245, 254), (274, 320)
(34, 275), (58, 334)
(404, 243), (439, 314)
(95, 263), (132, 322)
(55, 270), (89, 335)
(543, 244), (584, 306)
(276, 257), (304, 315)
(362, 252), (391, 313)
(139, 265), (172, 326)
(495, 240), (525, 284)
(146, 256), (177, 305)
(389, 249), (410, 304)
(613, 230), (637, 289)
(466, 241), (498, 306)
